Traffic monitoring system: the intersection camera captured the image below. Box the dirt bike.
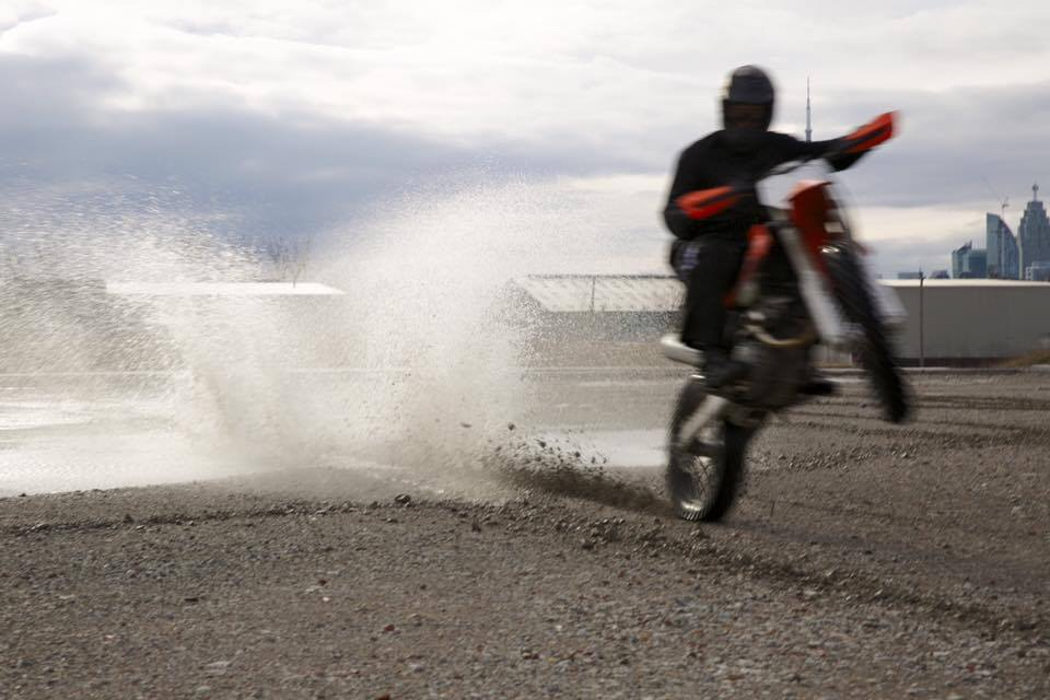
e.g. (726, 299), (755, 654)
(662, 112), (910, 522)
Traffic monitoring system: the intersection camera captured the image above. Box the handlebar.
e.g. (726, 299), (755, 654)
(675, 112), (897, 222)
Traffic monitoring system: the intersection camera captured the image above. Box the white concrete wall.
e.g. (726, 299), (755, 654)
(883, 281), (1050, 360)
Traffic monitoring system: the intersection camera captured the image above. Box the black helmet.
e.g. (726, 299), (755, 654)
(721, 65), (775, 131)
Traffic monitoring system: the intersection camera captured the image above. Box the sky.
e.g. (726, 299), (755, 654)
(2, 0), (1050, 277)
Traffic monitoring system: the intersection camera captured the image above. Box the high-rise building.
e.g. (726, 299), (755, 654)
(986, 213), (1020, 279)
(1018, 183), (1050, 277)
(951, 241), (987, 278)
(951, 241), (969, 278)
(951, 242), (969, 278)
(1026, 261), (1050, 282)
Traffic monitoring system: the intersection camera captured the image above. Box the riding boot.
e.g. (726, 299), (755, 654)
(701, 347), (749, 389)
(799, 367), (838, 396)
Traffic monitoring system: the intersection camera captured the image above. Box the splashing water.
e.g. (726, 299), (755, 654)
(0, 174), (668, 498)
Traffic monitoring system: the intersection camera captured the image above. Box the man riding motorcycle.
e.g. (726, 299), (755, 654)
(663, 65), (862, 390)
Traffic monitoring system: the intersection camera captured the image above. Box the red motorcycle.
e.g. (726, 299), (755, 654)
(662, 112), (910, 522)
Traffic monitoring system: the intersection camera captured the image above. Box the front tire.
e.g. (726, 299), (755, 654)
(666, 379), (750, 522)
(825, 246), (910, 423)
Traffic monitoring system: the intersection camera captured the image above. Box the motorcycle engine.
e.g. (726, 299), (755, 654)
(730, 296), (811, 409)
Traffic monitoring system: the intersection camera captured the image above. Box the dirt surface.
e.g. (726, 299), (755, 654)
(1, 372), (1049, 698)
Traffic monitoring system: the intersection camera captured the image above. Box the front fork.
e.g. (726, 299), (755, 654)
(675, 390), (730, 450)
(776, 227), (854, 352)
(674, 382), (767, 451)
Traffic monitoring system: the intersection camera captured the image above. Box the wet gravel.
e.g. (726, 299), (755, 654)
(1, 371), (1048, 698)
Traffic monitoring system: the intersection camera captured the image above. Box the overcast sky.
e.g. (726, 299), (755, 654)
(3, 0), (1049, 276)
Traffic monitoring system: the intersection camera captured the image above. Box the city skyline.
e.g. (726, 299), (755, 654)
(943, 182), (1050, 281)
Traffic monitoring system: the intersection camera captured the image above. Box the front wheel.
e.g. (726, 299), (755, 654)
(666, 379), (751, 522)
(825, 246), (911, 423)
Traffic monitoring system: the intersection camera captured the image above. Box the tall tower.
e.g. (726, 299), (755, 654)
(805, 77), (812, 143)
(1018, 182), (1050, 278)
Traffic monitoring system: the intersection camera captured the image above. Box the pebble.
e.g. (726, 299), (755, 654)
(203, 661), (230, 676)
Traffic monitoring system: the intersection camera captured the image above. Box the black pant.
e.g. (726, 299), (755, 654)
(680, 235), (747, 352)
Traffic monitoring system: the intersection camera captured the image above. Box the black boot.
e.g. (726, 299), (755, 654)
(799, 368), (838, 396)
(701, 347), (748, 390)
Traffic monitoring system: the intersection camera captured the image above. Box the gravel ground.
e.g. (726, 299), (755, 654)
(1, 371), (1048, 698)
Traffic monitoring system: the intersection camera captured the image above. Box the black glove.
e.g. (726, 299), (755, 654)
(824, 138), (867, 172)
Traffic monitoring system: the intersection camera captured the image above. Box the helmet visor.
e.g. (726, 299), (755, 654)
(724, 102), (767, 130)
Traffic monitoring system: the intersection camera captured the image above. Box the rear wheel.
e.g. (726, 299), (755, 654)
(666, 379), (751, 522)
(825, 246), (910, 423)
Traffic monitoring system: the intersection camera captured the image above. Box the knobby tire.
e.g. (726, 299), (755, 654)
(825, 247), (910, 423)
(666, 379), (750, 522)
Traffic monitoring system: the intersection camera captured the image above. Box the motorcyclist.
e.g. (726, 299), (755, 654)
(663, 65), (858, 390)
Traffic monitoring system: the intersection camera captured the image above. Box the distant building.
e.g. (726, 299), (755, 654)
(897, 271), (923, 280)
(951, 242), (970, 278)
(951, 241), (987, 278)
(986, 213), (1020, 279)
(1018, 183), (1050, 277)
(929, 269), (950, 279)
(1026, 261), (1050, 282)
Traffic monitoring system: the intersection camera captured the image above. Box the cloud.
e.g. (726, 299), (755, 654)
(2, 1), (1050, 275)
(0, 65), (463, 240)
(807, 81), (1050, 216)
(0, 53), (662, 251)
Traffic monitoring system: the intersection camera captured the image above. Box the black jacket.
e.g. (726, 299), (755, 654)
(663, 130), (839, 241)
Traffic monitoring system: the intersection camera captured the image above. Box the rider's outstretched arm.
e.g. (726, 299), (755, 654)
(781, 112), (897, 171)
(770, 132), (845, 165)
